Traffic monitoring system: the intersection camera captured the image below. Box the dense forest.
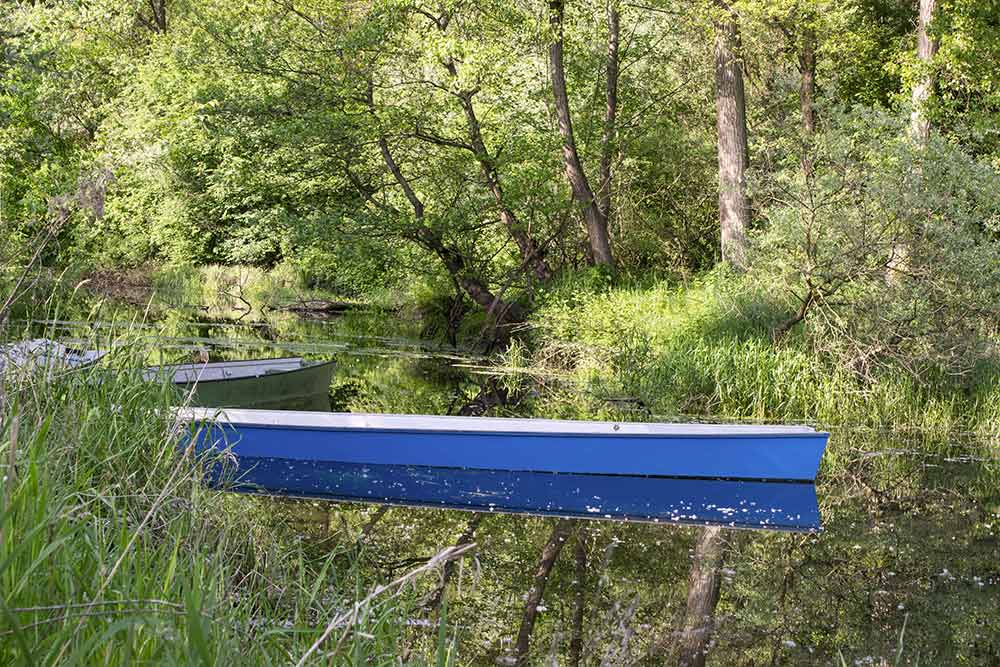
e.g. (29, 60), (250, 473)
(3, 0), (1000, 665)
(3, 0), (999, 347)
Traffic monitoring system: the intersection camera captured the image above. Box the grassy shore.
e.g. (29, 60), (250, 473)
(0, 332), (451, 665)
(513, 271), (1000, 445)
(3, 266), (997, 663)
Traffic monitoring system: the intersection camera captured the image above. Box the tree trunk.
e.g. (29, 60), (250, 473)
(511, 518), (574, 665)
(677, 527), (726, 667)
(772, 288), (816, 341)
(424, 514), (483, 613)
(376, 138), (522, 320)
(568, 528), (588, 667)
(713, 4), (750, 270)
(597, 4), (620, 224)
(893, 0), (938, 280)
(549, 0), (616, 269)
(909, 0), (938, 144)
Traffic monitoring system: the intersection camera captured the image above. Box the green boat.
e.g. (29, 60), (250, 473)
(144, 357), (335, 410)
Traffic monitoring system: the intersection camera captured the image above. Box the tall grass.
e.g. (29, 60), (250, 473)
(518, 272), (1000, 446)
(0, 330), (452, 665)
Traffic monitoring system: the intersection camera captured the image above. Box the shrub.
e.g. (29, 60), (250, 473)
(751, 107), (1000, 382)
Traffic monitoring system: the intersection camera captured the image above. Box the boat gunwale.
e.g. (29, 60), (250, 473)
(180, 407), (829, 438)
(195, 422), (830, 441)
(151, 358), (335, 386)
(159, 356), (306, 371)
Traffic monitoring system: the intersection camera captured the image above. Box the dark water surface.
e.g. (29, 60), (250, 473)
(26, 307), (1000, 664)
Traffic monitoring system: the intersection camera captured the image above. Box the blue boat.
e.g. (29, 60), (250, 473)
(183, 409), (829, 531)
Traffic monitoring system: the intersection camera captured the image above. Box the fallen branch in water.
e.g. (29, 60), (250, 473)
(219, 290), (252, 315)
(270, 299), (365, 316)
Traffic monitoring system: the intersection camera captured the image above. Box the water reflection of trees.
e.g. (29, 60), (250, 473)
(44, 299), (998, 663)
(264, 431), (998, 664)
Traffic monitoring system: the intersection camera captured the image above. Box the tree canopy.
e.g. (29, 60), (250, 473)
(3, 0), (1000, 348)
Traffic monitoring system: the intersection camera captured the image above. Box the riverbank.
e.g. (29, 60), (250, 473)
(514, 270), (1000, 445)
(2, 272), (998, 664)
(0, 337), (451, 664)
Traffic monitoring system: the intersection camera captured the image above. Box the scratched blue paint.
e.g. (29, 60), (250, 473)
(192, 422), (828, 482)
(204, 457), (821, 531)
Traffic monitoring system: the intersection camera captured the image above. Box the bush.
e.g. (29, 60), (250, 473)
(750, 107), (1000, 382)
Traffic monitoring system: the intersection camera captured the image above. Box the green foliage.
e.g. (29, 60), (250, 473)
(0, 327), (457, 665)
(2, 0), (730, 295)
(3, 0), (1000, 314)
(290, 221), (416, 296)
(751, 107), (1000, 379)
(922, 0), (1000, 155)
(821, 0), (914, 108)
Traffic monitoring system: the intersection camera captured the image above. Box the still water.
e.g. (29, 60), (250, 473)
(31, 304), (1000, 665)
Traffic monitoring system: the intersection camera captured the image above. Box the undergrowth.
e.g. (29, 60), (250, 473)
(512, 271), (1000, 445)
(0, 327), (453, 665)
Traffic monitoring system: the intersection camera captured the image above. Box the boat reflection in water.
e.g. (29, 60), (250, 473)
(184, 409), (828, 532)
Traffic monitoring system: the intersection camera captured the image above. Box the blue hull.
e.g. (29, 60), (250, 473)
(184, 409), (829, 532)
(193, 422), (827, 482)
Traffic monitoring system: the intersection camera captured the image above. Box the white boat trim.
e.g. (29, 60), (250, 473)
(180, 407), (822, 437)
(144, 357), (309, 384)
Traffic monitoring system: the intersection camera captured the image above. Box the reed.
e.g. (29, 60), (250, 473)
(0, 326), (454, 665)
(521, 272), (1000, 450)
